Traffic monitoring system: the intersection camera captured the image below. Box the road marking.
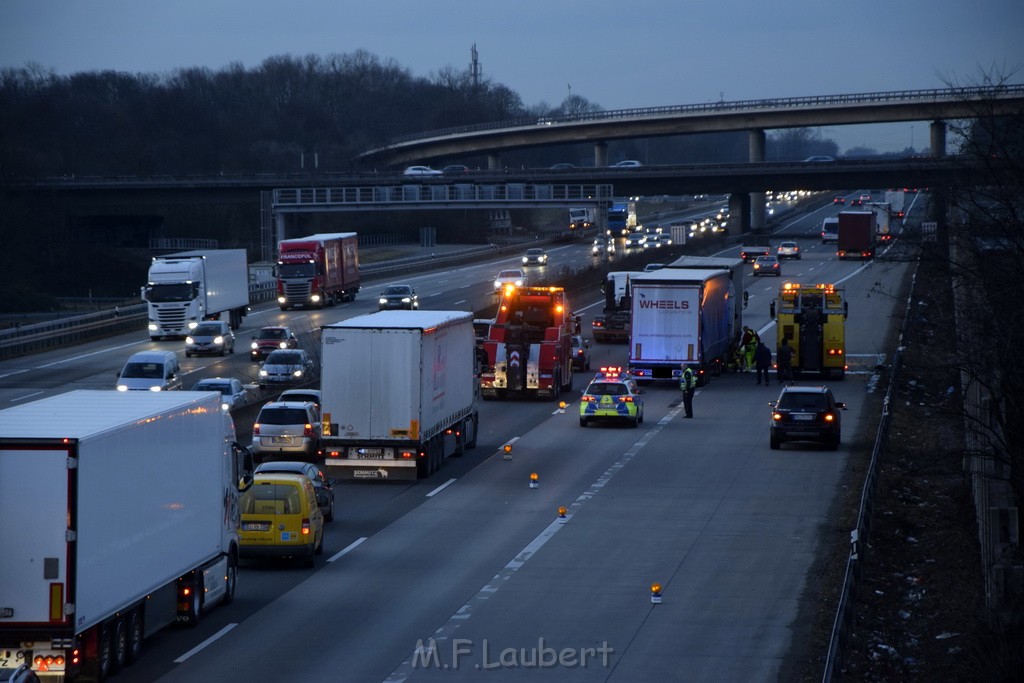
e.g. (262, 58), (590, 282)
(328, 536), (368, 563)
(452, 299), (466, 305)
(35, 340), (143, 368)
(426, 478), (457, 498)
(10, 391), (43, 402)
(385, 401), (685, 682)
(173, 623), (237, 663)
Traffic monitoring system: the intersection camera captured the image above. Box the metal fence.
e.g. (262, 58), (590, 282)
(0, 241), (555, 360)
(821, 263), (918, 680)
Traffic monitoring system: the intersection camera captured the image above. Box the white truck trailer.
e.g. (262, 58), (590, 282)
(143, 249), (250, 340)
(0, 391), (253, 681)
(627, 268), (736, 386)
(320, 311), (480, 481)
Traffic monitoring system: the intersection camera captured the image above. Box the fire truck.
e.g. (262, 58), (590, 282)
(770, 282), (848, 379)
(479, 285), (576, 400)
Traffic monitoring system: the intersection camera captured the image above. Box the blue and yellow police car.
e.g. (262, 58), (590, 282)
(579, 366), (645, 428)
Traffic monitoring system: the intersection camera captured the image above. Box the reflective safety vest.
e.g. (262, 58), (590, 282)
(680, 368), (696, 390)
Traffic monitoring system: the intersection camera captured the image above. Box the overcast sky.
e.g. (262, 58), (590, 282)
(2, 0), (1021, 153)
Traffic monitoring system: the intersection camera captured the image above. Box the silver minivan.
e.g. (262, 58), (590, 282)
(116, 350), (182, 392)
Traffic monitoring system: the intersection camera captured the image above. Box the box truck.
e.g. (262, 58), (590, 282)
(142, 249), (249, 340)
(0, 391), (253, 681)
(320, 311), (480, 481)
(276, 232), (360, 309)
(627, 268), (736, 386)
(837, 211), (877, 259)
(568, 207), (596, 231)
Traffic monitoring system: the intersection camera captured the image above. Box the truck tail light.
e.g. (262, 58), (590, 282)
(301, 519), (310, 535)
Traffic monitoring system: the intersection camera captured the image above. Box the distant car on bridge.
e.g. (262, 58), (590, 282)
(403, 165), (443, 176)
(803, 156), (835, 162)
(611, 160), (643, 168)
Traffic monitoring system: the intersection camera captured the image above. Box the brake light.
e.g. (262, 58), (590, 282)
(581, 395), (595, 402)
(301, 519), (310, 535)
(772, 412), (783, 421)
(253, 423), (261, 435)
(824, 413), (835, 422)
(303, 423), (315, 437)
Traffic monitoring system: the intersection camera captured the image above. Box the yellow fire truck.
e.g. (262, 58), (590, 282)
(770, 282), (848, 379)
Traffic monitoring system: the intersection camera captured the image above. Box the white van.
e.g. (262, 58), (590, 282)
(116, 350), (182, 391)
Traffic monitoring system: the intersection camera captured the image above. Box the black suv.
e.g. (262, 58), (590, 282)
(769, 385), (845, 450)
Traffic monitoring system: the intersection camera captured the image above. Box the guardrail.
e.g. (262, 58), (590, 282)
(374, 84), (1024, 149)
(0, 281), (277, 360)
(0, 241), (563, 360)
(821, 262), (918, 681)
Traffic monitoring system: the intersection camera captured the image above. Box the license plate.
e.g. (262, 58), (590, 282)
(359, 452), (384, 459)
(356, 448), (383, 457)
(272, 436), (292, 443)
(793, 414), (815, 421)
(243, 522), (270, 532)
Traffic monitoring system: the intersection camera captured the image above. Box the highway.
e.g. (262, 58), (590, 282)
(0, 193), (918, 681)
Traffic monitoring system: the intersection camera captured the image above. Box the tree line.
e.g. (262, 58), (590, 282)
(0, 50), (853, 179)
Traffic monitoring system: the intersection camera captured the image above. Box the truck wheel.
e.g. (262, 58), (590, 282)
(111, 616), (127, 673)
(466, 415), (479, 449)
(96, 624), (114, 680)
(183, 577), (202, 627)
(562, 370), (573, 393)
(125, 608), (143, 665)
(222, 555), (238, 605)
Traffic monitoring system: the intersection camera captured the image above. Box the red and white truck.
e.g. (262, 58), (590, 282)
(0, 391), (253, 681)
(837, 211), (877, 259)
(276, 232), (360, 309)
(479, 285), (576, 400)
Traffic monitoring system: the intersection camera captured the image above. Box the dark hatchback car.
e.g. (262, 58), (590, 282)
(769, 385), (846, 450)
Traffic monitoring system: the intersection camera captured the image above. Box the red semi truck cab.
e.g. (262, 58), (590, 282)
(277, 232), (360, 309)
(480, 285), (576, 401)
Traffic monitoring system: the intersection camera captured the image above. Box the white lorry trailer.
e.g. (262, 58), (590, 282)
(568, 207), (596, 231)
(0, 391), (253, 681)
(143, 249), (249, 340)
(627, 268), (736, 386)
(884, 190), (906, 218)
(320, 311), (480, 481)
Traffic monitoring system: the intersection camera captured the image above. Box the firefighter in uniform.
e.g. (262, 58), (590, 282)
(679, 364), (696, 418)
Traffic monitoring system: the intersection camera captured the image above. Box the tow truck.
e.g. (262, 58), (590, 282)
(770, 282), (848, 379)
(479, 285), (576, 400)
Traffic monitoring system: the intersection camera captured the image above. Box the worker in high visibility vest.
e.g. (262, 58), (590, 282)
(679, 365), (697, 418)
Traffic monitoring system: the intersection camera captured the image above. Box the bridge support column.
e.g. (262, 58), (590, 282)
(594, 142), (608, 168)
(487, 153), (501, 170)
(930, 120), (947, 157)
(729, 193), (751, 235)
(748, 129), (766, 232)
(275, 211), (287, 249)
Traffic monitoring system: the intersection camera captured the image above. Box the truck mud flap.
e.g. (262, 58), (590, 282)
(328, 463), (418, 481)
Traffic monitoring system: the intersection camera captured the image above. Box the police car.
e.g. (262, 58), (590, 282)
(579, 366), (644, 428)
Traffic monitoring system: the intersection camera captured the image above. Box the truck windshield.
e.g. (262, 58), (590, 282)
(146, 282), (198, 303)
(279, 263), (316, 278)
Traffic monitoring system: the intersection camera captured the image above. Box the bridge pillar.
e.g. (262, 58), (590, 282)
(594, 142), (608, 168)
(487, 153), (501, 170)
(748, 129), (767, 231)
(730, 193), (751, 235)
(275, 211), (287, 250)
(930, 120), (947, 157)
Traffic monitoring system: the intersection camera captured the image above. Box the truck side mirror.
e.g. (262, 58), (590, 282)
(843, 301), (849, 320)
(769, 300), (776, 319)
(742, 291), (749, 309)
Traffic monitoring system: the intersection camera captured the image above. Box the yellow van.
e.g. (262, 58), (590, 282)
(239, 473), (324, 567)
